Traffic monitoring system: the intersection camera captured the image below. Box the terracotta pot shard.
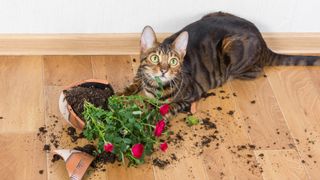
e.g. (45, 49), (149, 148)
(54, 149), (94, 180)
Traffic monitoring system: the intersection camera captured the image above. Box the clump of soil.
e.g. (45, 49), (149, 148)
(64, 84), (114, 120)
(227, 110), (234, 116)
(93, 152), (117, 168)
(43, 144), (51, 151)
(38, 170), (44, 174)
(51, 154), (62, 163)
(258, 153), (264, 159)
(67, 127), (84, 142)
(74, 144), (116, 169)
(153, 158), (170, 169)
(74, 144), (97, 156)
(201, 92), (216, 98)
(0, 116), (3, 119)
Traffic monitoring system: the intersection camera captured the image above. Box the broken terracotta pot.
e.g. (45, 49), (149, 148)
(58, 79), (111, 130)
(54, 149), (94, 180)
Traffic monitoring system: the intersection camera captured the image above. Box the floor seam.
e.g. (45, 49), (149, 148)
(264, 67), (311, 180)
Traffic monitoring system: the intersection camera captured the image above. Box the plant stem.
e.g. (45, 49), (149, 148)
(121, 152), (125, 165)
(140, 122), (155, 128)
(90, 117), (106, 142)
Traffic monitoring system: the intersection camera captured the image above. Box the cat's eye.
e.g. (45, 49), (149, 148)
(150, 54), (160, 64)
(169, 58), (179, 66)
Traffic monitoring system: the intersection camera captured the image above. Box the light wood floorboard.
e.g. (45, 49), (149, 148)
(1, 54), (320, 179)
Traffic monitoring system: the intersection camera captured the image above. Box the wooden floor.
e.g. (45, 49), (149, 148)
(1, 55), (320, 180)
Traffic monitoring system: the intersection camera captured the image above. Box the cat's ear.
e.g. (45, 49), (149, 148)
(141, 26), (157, 53)
(173, 31), (188, 57)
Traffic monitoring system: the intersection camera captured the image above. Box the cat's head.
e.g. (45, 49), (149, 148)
(139, 26), (188, 84)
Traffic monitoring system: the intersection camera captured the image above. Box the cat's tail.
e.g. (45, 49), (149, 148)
(267, 50), (320, 66)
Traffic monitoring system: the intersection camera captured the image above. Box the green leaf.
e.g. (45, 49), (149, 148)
(132, 111), (142, 115)
(123, 138), (132, 144)
(186, 115), (199, 126)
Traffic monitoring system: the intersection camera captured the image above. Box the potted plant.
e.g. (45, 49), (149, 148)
(58, 78), (171, 165)
(59, 79), (114, 130)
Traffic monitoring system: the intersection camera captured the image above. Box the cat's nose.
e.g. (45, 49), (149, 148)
(160, 69), (168, 74)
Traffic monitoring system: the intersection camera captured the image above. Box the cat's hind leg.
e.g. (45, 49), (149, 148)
(220, 34), (264, 80)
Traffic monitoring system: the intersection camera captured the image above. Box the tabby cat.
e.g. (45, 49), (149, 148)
(119, 12), (320, 118)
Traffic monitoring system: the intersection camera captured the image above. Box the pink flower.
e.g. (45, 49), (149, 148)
(104, 143), (114, 152)
(154, 120), (166, 137)
(131, 144), (144, 158)
(160, 142), (168, 152)
(160, 104), (170, 116)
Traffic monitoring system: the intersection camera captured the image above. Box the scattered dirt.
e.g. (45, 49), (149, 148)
(168, 131), (185, 146)
(39, 127), (48, 134)
(38, 170), (44, 175)
(201, 136), (212, 147)
(64, 85), (114, 120)
(153, 158), (170, 169)
(0, 116), (3, 119)
(36, 86), (318, 177)
(170, 153), (178, 161)
(202, 118), (217, 130)
(201, 92), (216, 98)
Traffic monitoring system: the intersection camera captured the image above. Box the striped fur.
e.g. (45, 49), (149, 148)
(119, 12), (320, 118)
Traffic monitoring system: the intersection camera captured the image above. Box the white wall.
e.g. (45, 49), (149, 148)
(0, 0), (319, 33)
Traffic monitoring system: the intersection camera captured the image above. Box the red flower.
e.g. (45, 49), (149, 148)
(104, 143), (114, 152)
(131, 144), (144, 158)
(160, 104), (170, 116)
(160, 142), (168, 152)
(154, 120), (166, 137)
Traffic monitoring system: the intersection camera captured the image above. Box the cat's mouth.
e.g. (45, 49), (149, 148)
(147, 71), (173, 84)
(152, 74), (170, 83)
(158, 76), (168, 82)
